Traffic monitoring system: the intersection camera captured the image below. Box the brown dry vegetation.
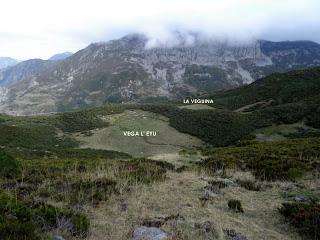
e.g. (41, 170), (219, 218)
(85, 170), (306, 240)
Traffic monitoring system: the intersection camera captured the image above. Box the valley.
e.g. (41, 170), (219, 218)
(73, 109), (203, 162)
(1, 0), (320, 238)
(0, 42), (320, 240)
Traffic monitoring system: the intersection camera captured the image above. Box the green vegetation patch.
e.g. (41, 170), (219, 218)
(208, 67), (320, 110)
(237, 179), (261, 191)
(0, 150), (19, 178)
(0, 192), (89, 239)
(279, 202), (320, 239)
(140, 104), (254, 146)
(70, 177), (118, 205)
(200, 138), (320, 180)
(254, 122), (320, 142)
(52, 110), (108, 132)
(283, 190), (320, 203)
(227, 199), (244, 213)
(0, 150), (173, 239)
(117, 158), (174, 184)
(0, 122), (77, 149)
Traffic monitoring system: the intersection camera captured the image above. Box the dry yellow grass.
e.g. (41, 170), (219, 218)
(83, 170), (302, 240)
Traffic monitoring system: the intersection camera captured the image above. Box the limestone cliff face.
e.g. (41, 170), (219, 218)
(0, 34), (320, 115)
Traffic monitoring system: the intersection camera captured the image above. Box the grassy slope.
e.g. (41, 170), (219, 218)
(74, 109), (203, 159)
(209, 67), (320, 110)
(200, 137), (320, 180)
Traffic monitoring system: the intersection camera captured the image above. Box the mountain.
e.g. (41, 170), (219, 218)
(0, 34), (320, 115)
(0, 59), (57, 87)
(0, 57), (18, 70)
(48, 52), (73, 61)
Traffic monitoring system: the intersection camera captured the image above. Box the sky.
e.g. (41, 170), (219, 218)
(0, 0), (319, 60)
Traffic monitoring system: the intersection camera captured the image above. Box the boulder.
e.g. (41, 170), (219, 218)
(52, 236), (65, 240)
(133, 226), (168, 240)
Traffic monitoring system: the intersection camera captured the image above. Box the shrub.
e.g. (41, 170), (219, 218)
(71, 213), (90, 237)
(306, 108), (320, 128)
(0, 123), (77, 149)
(0, 150), (19, 178)
(0, 192), (40, 240)
(33, 202), (59, 228)
(0, 218), (40, 240)
(279, 202), (320, 239)
(119, 159), (170, 184)
(237, 180), (261, 191)
(200, 138), (320, 181)
(287, 168), (304, 181)
(52, 110), (108, 132)
(70, 177), (118, 204)
(38, 188), (51, 198)
(227, 199), (244, 213)
(0, 192), (90, 239)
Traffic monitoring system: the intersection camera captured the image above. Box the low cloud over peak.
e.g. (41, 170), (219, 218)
(0, 0), (319, 59)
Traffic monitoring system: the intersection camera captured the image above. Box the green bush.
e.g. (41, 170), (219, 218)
(237, 180), (261, 191)
(306, 107), (320, 128)
(0, 192), (40, 240)
(0, 150), (19, 178)
(70, 177), (118, 204)
(119, 158), (171, 184)
(279, 202), (320, 239)
(0, 192), (90, 239)
(287, 168), (304, 181)
(71, 213), (90, 237)
(227, 199), (244, 213)
(52, 110), (108, 132)
(200, 138), (320, 181)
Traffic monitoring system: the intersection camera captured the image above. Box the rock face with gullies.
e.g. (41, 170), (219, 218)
(1, 33), (320, 115)
(0, 59), (57, 87)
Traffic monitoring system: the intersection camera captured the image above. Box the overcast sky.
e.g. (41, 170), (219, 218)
(1, 0), (319, 60)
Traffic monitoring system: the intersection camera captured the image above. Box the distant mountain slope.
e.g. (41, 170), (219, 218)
(0, 59), (57, 87)
(1, 34), (320, 115)
(243, 40), (320, 79)
(48, 52), (73, 61)
(0, 57), (18, 69)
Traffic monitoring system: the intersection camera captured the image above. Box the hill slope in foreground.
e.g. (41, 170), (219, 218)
(0, 67), (320, 240)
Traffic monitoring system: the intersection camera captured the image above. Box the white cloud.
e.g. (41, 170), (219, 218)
(0, 0), (319, 59)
